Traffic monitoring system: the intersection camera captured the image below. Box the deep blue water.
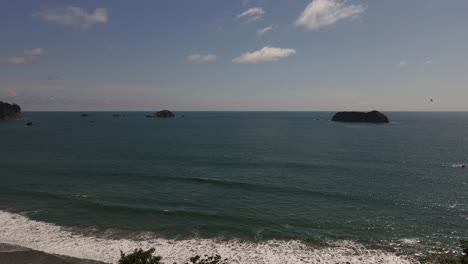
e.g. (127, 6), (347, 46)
(1, 111), (467, 254)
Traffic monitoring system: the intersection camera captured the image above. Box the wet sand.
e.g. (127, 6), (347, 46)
(0, 243), (108, 264)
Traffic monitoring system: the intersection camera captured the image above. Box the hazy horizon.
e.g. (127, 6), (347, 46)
(15, 110), (468, 113)
(1, 0), (468, 111)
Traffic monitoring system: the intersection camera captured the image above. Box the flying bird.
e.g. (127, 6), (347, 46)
(430, 99), (434, 102)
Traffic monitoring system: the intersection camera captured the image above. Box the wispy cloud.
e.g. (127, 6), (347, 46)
(399, 61), (407, 67)
(247, 15), (262, 23)
(34, 6), (108, 30)
(0, 48), (46, 65)
(24, 48), (46, 56)
(0, 57), (30, 65)
(424, 59), (433, 65)
(0, 88), (17, 98)
(233, 46), (296, 64)
(237, 7), (265, 21)
(296, 0), (366, 30)
(187, 54), (217, 63)
(257, 24), (274, 36)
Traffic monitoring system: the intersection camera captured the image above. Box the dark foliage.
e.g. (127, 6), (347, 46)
(119, 248), (163, 264)
(184, 255), (228, 264)
(118, 249), (227, 264)
(0, 101), (21, 119)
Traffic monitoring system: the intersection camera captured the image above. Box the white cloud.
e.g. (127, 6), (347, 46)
(237, 7), (265, 19)
(399, 61), (407, 67)
(187, 54), (217, 63)
(233, 46), (296, 64)
(0, 48), (46, 65)
(424, 59), (433, 65)
(296, 0), (366, 30)
(246, 15), (262, 23)
(34, 6), (108, 30)
(24, 48), (46, 56)
(257, 24), (274, 36)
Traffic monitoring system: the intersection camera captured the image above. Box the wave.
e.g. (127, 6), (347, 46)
(176, 177), (397, 206)
(0, 210), (416, 264)
(450, 163), (466, 168)
(5, 177), (398, 214)
(75, 200), (229, 220)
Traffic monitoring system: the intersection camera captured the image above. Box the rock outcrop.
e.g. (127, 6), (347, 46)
(146, 110), (175, 118)
(331, 110), (389, 123)
(0, 101), (22, 120)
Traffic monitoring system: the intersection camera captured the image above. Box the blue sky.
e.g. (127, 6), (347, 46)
(1, 0), (467, 111)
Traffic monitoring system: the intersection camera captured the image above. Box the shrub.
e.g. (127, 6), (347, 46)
(118, 248), (227, 264)
(119, 248), (163, 264)
(185, 254), (228, 264)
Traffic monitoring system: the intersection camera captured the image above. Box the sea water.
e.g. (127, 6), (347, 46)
(0, 111), (467, 263)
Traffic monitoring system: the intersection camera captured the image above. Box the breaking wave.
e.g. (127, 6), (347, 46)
(0, 210), (417, 264)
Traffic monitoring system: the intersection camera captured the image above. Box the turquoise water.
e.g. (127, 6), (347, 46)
(0, 112), (467, 262)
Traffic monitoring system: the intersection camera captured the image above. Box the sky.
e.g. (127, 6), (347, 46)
(1, 0), (468, 111)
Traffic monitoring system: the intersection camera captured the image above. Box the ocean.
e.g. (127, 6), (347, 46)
(0, 111), (467, 263)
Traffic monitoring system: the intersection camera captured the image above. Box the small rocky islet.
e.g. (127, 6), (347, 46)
(146, 110), (175, 118)
(331, 110), (389, 123)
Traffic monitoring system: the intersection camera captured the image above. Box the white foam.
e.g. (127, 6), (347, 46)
(399, 238), (420, 245)
(0, 210), (417, 264)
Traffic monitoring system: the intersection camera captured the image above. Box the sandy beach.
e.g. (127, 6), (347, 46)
(0, 243), (108, 264)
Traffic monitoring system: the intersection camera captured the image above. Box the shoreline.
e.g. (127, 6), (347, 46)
(0, 243), (108, 264)
(0, 241), (419, 264)
(0, 210), (424, 264)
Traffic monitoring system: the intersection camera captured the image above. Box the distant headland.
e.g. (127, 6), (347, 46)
(331, 110), (389, 123)
(0, 101), (22, 120)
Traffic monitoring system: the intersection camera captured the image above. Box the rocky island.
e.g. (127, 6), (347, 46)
(331, 110), (389, 123)
(0, 101), (22, 120)
(146, 110), (175, 118)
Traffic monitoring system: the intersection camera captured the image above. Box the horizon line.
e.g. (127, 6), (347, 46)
(20, 110), (468, 113)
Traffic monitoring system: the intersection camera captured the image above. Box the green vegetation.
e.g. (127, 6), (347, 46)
(118, 248), (228, 264)
(184, 255), (228, 264)
(119, 248), (163, 264)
